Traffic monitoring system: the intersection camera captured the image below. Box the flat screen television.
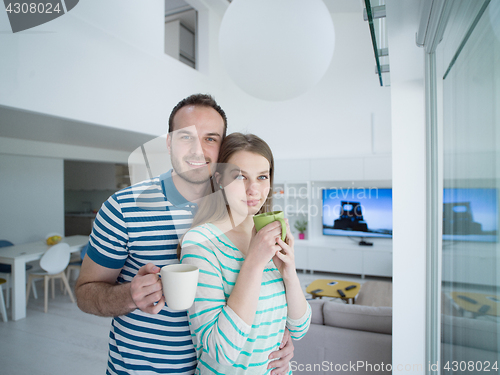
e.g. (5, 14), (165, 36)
(322, 188), (393, 239)
(442, 188), (498, 242)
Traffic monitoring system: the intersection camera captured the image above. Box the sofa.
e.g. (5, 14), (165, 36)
(292, 280), (499, 374)
(292, 281), (392, 374)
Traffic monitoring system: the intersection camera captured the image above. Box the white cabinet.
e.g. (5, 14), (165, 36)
(307, 246), (363, 275)
(442, 250), (498, 286)
(273, 182), (312, 271)
(363, 250), (393, 277)
(294, 245), (309, 270)
(294, 244), (392, 278)
(273, 181), (311, 240)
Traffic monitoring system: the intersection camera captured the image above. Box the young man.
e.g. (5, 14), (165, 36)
(75, 94), (294, 375)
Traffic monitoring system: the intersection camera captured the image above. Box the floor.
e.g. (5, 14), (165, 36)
(0, 279), (111, 375)
(0, 271), (382, 375)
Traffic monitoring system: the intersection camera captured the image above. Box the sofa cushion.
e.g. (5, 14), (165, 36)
(323, 301), (392, 335)
(441, 342), (498, 364)
(308, 299), (325, 325)
(356, 281), (392, 307)
(292, 324), (392, 374)
(441, 315), (498, 352)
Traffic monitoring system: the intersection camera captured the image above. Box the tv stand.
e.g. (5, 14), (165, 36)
(294, 241), (392, 278)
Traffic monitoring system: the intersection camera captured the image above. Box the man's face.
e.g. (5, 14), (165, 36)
(167, 105), (225, 184)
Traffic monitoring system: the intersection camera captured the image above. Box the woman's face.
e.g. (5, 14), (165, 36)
(219, 150), (271, 218)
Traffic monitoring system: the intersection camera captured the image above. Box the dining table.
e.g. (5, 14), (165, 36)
(0, 235), (89, 321)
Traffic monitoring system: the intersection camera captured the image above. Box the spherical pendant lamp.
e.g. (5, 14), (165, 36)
(219, 0), (335, 101)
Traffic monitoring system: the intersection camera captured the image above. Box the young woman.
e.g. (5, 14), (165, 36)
(179, 133), (311, 374)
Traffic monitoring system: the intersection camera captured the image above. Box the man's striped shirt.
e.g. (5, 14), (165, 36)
(87, 171), (198, 375)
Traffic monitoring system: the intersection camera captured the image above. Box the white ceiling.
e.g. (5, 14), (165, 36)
(0, 105), (154, 152)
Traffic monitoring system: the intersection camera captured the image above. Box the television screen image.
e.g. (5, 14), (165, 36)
(322, 188), (393, 238)
(442, 188), (498, 243)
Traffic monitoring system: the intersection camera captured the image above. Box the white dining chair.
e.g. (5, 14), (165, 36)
(0, 278), (8, 322)
(26, 243), (75, 313)
(63, 243), (88, 295)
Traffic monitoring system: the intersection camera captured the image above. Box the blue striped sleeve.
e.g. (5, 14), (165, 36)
(87, 194), (129, 269)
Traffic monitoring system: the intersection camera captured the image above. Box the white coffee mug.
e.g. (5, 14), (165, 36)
(160, 264), (199, 311)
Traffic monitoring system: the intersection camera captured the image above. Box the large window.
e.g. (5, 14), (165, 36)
(436, 0), (499, 372)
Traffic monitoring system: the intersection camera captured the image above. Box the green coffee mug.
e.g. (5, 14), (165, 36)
(253, 211), (287, 241)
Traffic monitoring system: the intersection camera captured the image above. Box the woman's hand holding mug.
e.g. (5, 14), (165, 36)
(273, 219), (298, 281)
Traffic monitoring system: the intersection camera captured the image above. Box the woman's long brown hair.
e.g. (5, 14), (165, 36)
(177, 133), (274, 259)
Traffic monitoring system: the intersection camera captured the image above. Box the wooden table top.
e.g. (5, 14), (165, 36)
(451, 291), (500, 316)
(306, 279), (361, 300)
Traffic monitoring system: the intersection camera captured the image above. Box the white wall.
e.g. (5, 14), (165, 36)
(71, 0), (165, 54)
(391, 80), (426, 373)
(275, 154), (392, 182)
(0, 137), (130, 244)
(387, 0), (427, 373)
(221, 12), (393, 160)
(0, 2), (395, 254)
(164, 20), (180, 58)
(0, 0), (208, 136)
(0, 1), (392, 162)
(0, 154), (64, 245)
(0, 137), (130, 163)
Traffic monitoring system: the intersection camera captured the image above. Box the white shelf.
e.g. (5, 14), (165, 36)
(295, 242), (392, 278)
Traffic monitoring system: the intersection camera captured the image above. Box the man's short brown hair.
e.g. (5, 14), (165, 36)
(168, 94), (227, 138)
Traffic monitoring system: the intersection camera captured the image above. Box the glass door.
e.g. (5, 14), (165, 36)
(437, 0), (500, 373)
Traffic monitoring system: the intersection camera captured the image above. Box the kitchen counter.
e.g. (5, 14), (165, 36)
(65, 212), (97, 218)
(65, 213), (96, 236)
